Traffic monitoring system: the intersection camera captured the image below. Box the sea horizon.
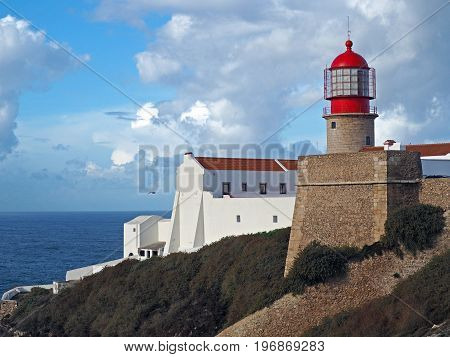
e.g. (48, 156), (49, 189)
(0, 211), (171, 294)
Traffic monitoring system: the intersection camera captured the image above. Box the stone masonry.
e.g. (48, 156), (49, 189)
(324, 114), (377, 153)
(284, 150), (422, 276)
(420, 178), (449, 210)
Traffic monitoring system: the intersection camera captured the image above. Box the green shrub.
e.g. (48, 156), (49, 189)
(8, 228), (291, 337)
(305, 250), (450, 336)
(382, 204), (445, 255)
(285, 241), (348, 293)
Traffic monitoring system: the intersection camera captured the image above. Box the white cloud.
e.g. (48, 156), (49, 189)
(132, 102), (159, 129)
(111, 148), (136, 166)
(96, 0), (449, 147)
(375, 104), (423, 145)
(135, 52), (181, 82)
(85, 161), (102, 176)
(346, 0), (407, 25)
(162, 14), (193, 41)
(0, 15), (80, 160)
(180, 100), (210, 125)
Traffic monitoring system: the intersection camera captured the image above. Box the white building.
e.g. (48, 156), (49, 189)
(124, 153), (298, 259)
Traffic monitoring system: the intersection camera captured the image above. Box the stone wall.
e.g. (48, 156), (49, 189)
(285, 150), (422, 276)
(325, 114), (376, 153)
(420, 178), (450, 210)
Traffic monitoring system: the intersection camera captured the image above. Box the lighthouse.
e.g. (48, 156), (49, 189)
(323, 39), (377, 153)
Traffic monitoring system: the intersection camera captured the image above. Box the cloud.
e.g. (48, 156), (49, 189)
(0, 15), (81, 160)
(162, 14), (193, 41)
(132, 102), (159, 129)
(135, 52), (181, 82)
(180, 100), (210, 125)
(0, 95), (18, 159)
(52, 143), (70, 151)
(94, 0), (449, 147)
(111, 148), (136, 166)
(375, 104), (424, 145)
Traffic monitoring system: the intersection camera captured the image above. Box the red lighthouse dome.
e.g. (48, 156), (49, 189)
(330, 40), (368, 69)
(324, 39), (376, 115)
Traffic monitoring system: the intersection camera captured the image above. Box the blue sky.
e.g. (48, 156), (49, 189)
(0, 0), (448, 211)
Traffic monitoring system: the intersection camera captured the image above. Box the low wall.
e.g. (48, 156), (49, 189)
(1, 284), (53, 301)
(66, 257), (126, 281)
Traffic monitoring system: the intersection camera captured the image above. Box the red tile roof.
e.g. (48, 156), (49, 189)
(278, 159), (299, 170)
(195, 157), (298, 171)
(360, 143), (450, 157)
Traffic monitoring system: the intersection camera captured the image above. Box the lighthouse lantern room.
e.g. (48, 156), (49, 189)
(323, 39), (378, 153)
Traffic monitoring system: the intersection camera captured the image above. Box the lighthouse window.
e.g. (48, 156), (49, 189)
(331, 68), (370, 97)
(331, 121), (336, 129)
(242, 182), (247, 191)
(280, 183), (287, 194)
(236, 215), (241, 223)
(366, 136), (371, 145)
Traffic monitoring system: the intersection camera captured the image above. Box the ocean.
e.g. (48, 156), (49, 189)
(0, 211), (168, 295)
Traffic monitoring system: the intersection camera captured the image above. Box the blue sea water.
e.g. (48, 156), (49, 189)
(0, 211), (168, 295)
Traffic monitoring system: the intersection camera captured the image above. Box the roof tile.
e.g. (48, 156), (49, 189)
(360, 143), (450, 157)
(195, 157), (298, 171)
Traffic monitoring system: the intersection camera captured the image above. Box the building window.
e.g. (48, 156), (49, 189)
(236, 215), (241, 223)
(280, 183), (286, 194)
(331, 121), (336, 129)
(152, 250), (158, 257)
(222, 182), (231, 195)
(139, 250), (145, 257)
(273, 215), (278, 223)
(366, 136), (371, 145)
(242, 182), (247, 191)
(259, 183), (267, 194)
(133, 228), (136, 232)
(147, 251), (151, 258)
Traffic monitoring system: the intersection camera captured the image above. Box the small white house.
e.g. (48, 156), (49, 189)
(123, 153), (298, 259)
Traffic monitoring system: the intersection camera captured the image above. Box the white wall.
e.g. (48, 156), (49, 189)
(203, 169), (296, 197)
(157, 219), (171, 255)
(66, 258), (127, 281)
(123, 216), (162, 257)
(421, 157), (450, 177)
(139, 216), (163, 250)
(202, 192), (295, 245)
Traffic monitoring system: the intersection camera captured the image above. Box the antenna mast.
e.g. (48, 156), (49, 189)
(347, 16), (351, 40)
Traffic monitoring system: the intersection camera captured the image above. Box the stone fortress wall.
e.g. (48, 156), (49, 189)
(420, 178), (449, 210)
(285, 150), (423, 276)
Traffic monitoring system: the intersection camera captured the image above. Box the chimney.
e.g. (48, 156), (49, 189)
(383, 140), (405, 151)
